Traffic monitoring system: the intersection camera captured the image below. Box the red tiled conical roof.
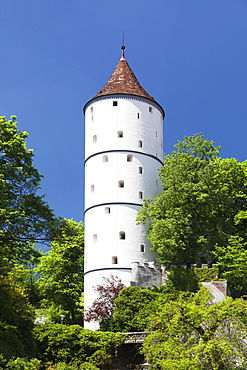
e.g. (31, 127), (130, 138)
(94, 47), (154, 101)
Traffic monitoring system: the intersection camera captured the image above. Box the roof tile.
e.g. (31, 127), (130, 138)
(94, 58), (154, 101)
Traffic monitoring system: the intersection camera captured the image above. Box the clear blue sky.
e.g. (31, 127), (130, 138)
(1, 0), (247, 223)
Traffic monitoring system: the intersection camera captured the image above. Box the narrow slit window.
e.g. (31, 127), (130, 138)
(156, 131), (157, 137)
(112, 256), (118, 264)
(138, 140), (143, 148)
(140, 244), (145, 253)
(117, 131), (123, 138)
(118, 180), (124, 188)
(137, 113), (140, 119)
(91, 185), (95, 193)
(93, 135), (97, 143)
(139, 191), (143, 199)
(103, 155), (108, 163)
(90, 107), (93, 113)
(93, 234), (97, 243)
(127, 154), (133, 162)
(113, 101), (118, 106)
(138, 167), (143, 174)
(119, 231), (125, 240)
(156, 179), (158, 186)
(149, 106), (153, 113)
(105, 207), (110, 214)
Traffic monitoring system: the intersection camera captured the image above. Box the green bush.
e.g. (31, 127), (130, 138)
(34, 324), (124, 369)
(5, 358), (40, 370)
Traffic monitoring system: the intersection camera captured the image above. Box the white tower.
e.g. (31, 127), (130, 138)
(83, 46), (165, 330)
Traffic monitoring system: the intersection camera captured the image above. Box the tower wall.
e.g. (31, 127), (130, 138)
(84, 94), (164, 330)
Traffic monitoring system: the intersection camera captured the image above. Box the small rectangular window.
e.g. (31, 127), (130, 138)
(113, 101), (118, 106)
(139, 167), (143, 174)
(103, 155), (108, 162)
(139, 191), (143, 199)
(138, 140), (143, 148)
(137, 113), (140, 119)
(105, 207), (110, 214)
(119, 231), (125, 239)
(117, 131), (123, 138)
(149, 106), (153, 113)
(140, 244), (145, 253)
(112, 256), (118, 264)
(93, 135), (97, 143)
(127, 155), (133, 162)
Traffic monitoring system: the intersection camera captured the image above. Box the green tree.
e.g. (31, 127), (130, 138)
(9, 249), (43, 306)
(142, 288), (247, 369)
(214, 236), (247, 298)
(37, 219), (84, 324)
(112, 286), (159, 332)
(34, 324), (124, 369)
(0, 116), (59, 268)
(137, 134), (247, 265)
(0, 272), (35, 359)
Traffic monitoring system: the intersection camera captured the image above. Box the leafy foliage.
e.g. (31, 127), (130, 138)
(5, 357), (41, 370)
(84, 275), (125, 331)
(137, 134), (247, 267)
(34, 324), (125, 369)
(0, 116), (59, 268)
(36, 219), (84, 324)
(0, 272), (35, 358)
(113, 286), (159, 332)
(142, 288), (247, 369)
(214, 236), (247, 297)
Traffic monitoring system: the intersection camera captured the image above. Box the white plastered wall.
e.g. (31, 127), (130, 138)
(84, 95), (164, 330)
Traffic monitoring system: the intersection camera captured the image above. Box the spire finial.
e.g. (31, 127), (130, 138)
(121, 30), (125, 60)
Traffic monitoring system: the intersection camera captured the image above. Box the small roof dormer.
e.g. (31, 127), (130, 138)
(84, 45), (164, 118)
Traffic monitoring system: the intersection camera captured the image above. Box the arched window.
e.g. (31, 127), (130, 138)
(119, 231), (125, 240)
(118, 180), (124, 188)
(103, 155), (108, 162)
(112, 256), (118, 264)
(127, 155), (133, 162)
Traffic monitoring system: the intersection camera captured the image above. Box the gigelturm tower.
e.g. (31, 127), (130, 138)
(83, 46), (165, 330)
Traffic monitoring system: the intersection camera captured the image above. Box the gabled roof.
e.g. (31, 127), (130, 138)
(94, 46), (154, 101)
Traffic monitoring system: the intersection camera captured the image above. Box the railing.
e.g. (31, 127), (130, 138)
(123, 332), (153, 344)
